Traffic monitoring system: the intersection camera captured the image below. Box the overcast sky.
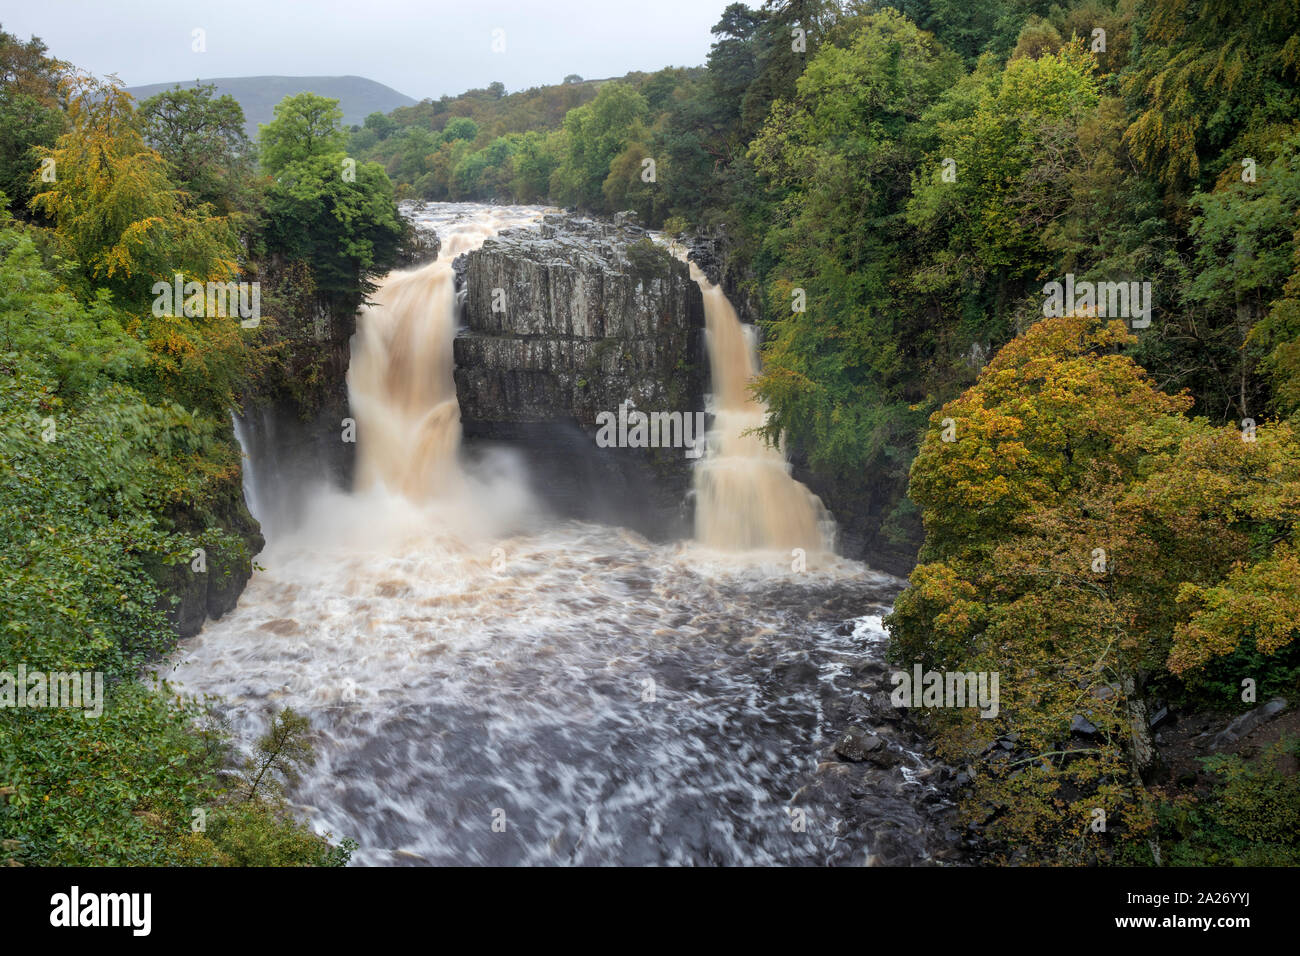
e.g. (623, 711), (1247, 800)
(3, 0), (736, 99)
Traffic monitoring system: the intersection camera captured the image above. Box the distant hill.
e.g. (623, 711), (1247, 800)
(125, 75), (417, 135)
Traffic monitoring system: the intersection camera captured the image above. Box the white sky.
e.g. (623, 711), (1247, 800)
(3, 0), (736, 99)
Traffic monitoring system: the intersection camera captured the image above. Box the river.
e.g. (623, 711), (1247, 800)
(169, 203), (954, 865)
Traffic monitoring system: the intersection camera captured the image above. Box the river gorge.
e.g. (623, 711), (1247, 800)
(169, 203), (961, 866)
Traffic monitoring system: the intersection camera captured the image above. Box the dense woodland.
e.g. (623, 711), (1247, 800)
(2, 0), (1299, 865)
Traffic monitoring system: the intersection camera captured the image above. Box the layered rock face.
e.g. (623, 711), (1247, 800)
(455, 213), (708, 537)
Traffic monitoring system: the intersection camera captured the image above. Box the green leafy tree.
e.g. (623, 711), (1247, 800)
(550, 82), (648, 210)
(137, 83), (255, 215)
(1168, 137), (1300, 422)
(906, 41), (1102, 323)
(749, 10), (962, 484)
(258, 92), (348, 174)
(508, 129), (561, 202)
(262, 151), (403, 309)
(0, 27), (66, 215)
(440, 116), (479, 144)
(1121, 0), (1300, 190)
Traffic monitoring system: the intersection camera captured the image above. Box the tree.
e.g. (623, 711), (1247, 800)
(889, 309), (1300, 862)
(550, 82), (648, 210)
(137, 83), (255, 215)
(451, 136), (514, 199)
(29, 75), (238, 305)
(243, 708), (315, 801)
(1171, 137), (1300, 422)
(603, 141), (656, 221)
(906, 41), (1102, 324)
(262, 151), (403, 309)
(1252, 220), (1300, 418)
(363, 110), (396, 140)
(258, 92), (347, 174)
(508, 129), (561, 202)
(1121, 0), (1300, 190)
(706, 3), (766, 130)
(889, 314), (1188, 861)
(0, 27), (65, 215)
(738, 0), (832, 139)
(749, 9), (963, 484)
(0, 25), (66, 100)
(440, 116), (479, 143)
(891, 0), (1034, 64)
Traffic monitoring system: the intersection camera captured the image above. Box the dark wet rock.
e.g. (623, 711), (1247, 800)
(866, 746), (902, 770)
(834, 726), (884, 762)
(154, 448), (262, 639)
(874, 697), (905, 723)
(847, 698), (875, 725)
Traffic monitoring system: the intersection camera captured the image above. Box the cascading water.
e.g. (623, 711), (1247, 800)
(686, 262), (835, 554)
(347, 213), (514, 500)
(231, 412), (265, 532)
(172, 203), (951, 866)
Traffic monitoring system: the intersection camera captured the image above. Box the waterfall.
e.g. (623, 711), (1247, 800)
(172, 205), (935, 868)
(231, 412), (264, 529)
(346, 206), (542, 502)
(348, 257), (466, 499)
(686, 262), (835, 553)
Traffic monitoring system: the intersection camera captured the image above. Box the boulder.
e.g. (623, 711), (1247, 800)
(1210, 698), (1289, 751)
(834, 726), (885, 762)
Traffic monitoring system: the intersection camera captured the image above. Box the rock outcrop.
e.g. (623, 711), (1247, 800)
(455, 213), (708, 537)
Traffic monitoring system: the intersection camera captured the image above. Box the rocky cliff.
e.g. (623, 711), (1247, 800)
(455, 213), (708, 537)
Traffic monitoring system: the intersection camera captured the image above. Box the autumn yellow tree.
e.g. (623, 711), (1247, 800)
(30, 74), (238, 304)
(889, 314), (1189, 861)
(29, 74), (256, 412)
